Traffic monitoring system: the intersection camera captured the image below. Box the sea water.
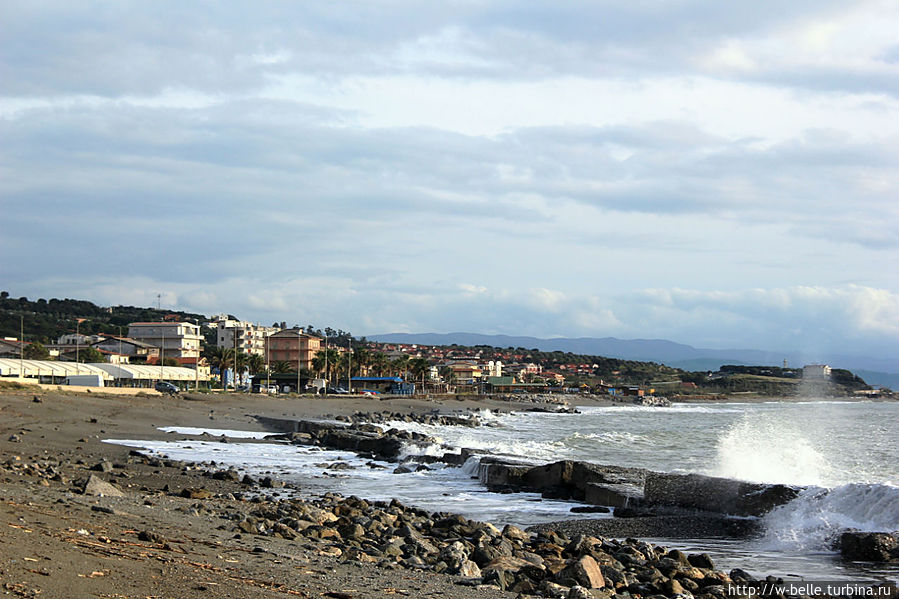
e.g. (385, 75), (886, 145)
(106, 400), (899, 582)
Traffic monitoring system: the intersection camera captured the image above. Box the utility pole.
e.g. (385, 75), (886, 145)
(347, 337), (352, 393)
(296, 329), (302, 395)
(19, 315), (24, 381)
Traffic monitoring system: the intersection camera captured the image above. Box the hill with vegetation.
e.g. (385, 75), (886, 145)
(0, 291), (206, 344)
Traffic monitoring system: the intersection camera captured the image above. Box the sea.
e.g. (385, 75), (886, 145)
(106, 400), (899, 583)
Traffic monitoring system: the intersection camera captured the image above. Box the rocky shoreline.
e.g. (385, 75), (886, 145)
(1, 387), (896, 598)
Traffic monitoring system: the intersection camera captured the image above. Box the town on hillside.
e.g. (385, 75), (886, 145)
(0, 293), (886, 399)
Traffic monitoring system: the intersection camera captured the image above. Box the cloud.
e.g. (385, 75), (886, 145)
(2, 1), (898, 362)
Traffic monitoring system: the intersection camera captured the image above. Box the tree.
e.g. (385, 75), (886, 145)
(312, 348), (340, 382)
(408, 357), (430, 387)
(370, 352), (390, 376)
(391, 355), (410, 379)
(77, 347), (104, 363)
(352, 347), (371, 377)
(439, 365), (457, 385)
(23, 342), (49, 360)
(271, 360), (292, 374)
(207, 346), (235, 389)
(245, 353), (264, 375)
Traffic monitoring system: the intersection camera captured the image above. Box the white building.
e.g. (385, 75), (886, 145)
(802, 364), (832, 379)
(57, 333), (104, 346)
(216, 319), (280, 356)
(486, 360), (503, 378)
(128, 322), (203, 363)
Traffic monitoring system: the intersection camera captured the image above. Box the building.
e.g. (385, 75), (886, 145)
(0, 338), (26, 358)
(216, 319), (280, 356)
(803, 364), (832, 379)
(127, 322), (203, 363)
(265, 329), (322, 372)
(91, 336), (160, 363)
(57, 333), (104, 346)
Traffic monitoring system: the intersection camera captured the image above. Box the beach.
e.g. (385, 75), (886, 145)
(2, 386), (896, 598)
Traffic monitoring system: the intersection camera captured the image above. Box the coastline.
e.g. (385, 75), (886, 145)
(2, 387), (894, 597)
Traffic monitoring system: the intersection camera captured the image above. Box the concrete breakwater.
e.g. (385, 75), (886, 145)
(253, 415), (802, 526)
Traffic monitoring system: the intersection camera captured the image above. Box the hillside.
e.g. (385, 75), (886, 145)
(0, 292), (207, 343)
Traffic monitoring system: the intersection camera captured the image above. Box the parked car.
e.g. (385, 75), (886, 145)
(155, 381), (179, 396)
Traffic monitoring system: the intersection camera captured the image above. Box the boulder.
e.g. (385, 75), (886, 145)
(560, 555), (605, 589)
(82, 474), (124, 497)
(840, 532), (899, 562)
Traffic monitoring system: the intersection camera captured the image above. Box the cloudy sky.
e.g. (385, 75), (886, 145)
(2, 1), (898, 359)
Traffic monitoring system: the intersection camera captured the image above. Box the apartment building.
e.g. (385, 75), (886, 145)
(216, 319), (280, 356)
(127, 322), (202, 363)
(265, 329), (322, 371)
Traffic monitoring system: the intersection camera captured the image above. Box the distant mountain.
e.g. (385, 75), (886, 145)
(369, 332), (898, 381)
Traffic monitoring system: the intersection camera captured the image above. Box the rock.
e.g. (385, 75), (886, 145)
(458, 559), (482, 578)
(570, 506), (611, 514)
(542, 581), (571, 598)
(561, 555), (605, 589)
(658, 578), (685, 596)
(212, 469), (239, 481)
(180, 488), (213, 499)
(260, 476), (284, 488)
(138, 530), (164, 543)
(32, 396), (42, 403)
(644, 472), (800, 517)
(82, 474), (125, 497)
(8, 434), (21, 443)
(502, 524), (530, 543)
(688, 553), (716, 570)
(90, 460), (114, 473)
(567, 586), (594, 599)
(840, 532), (899, 562)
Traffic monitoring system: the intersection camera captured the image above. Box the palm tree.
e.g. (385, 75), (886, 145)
(370, 352), (390, 377)
(246, 353), (264, 376)
(408, 357), (430, 390)
(207, 346), (235, 390)
(391, 355), (410, 379)
(271, 360), (292, 374)
(352, 347), (371, 377)
(312, 348), (340, 383)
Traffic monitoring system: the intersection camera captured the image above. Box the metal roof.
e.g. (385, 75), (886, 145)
(93, 363), (207, 381)
(0, 359), (114, 380)
(0, 359), (206, 381)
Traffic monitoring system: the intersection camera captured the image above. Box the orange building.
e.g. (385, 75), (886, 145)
(265, 330), (322, 371)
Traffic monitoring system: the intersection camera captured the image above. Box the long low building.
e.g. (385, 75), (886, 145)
(0, 359), (208, 388)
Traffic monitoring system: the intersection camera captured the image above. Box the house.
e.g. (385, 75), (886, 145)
(92, 336), (160, 363)
(265, 329), (322, 372)
(0, 338), (26, 358)
(127, 322), (203, 364)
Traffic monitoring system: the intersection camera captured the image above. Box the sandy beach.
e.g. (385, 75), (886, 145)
(1, 386), (531, 598)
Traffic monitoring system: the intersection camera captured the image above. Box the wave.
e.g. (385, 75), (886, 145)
(563, 430), (651, 446)
(760, 483), (899, 552)
(708, 414), (834, 486)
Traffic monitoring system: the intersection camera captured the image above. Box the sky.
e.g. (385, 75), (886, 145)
(2, 1), (898, 360)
